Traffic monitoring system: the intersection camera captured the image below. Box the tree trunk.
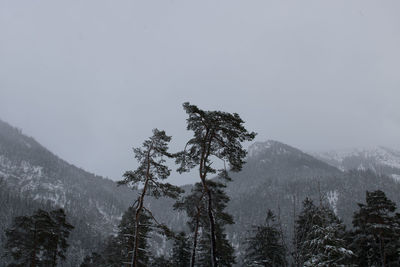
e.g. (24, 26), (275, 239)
(31, 223), (37, 267)
(132, 144), (152, 267)
(190, 208), (201, 267)
(206, 188), (217, 267)
(198, 133), (217, 266)
(52, 235), (59, 267)
(133, 211), (140, 267)
(380, 235), (386, 267)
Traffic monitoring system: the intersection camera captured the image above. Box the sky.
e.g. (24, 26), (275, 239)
(1, 0), (399, 185)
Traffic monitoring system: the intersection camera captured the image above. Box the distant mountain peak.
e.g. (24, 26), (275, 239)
(247, 140), (301, 158)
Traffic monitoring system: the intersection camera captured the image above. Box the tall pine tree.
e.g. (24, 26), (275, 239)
(176, 102), (255, 266)
(174, 180), (236, 266)
(118, 129), (182, 267)
(80, 207), (153, 267)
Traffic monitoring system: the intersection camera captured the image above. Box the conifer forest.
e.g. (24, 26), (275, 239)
(1, 103), (400, 266)
(1, 1), (399, 266)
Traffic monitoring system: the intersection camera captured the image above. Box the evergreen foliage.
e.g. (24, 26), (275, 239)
(244, 210), (287, 267)
(4, 208), (73, 267)
(176, 102), (256, 266)
(302, 209), (353, 266)
(171, 232), (191, 267)
(118, 129), (183, 267)
(175, 180), (236, 266)
(350, 190), (400, 267)
(0, 120), (138, 266)
(150, 255), (173, 267)
(80, 207), (153, 267)
(294, 199), (353, 267)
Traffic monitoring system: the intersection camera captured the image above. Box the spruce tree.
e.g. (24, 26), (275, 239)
(171, 232), (191, 267)
(118, 129), (183, 267)
(293, 198), (318, 266)
(350, 190), (400, 267)
(4, 208), (73, 267)
(293, 199), (353, 267)
(302, 207), (353, 266)
(244, 210), (287, 267)
(176, 102), (256, 266)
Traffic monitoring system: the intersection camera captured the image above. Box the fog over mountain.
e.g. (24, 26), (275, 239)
(1, 0), (399, 184)
(1, 119), (400, 266)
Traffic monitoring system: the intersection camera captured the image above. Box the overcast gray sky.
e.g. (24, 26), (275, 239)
(1, 0), (399, 185)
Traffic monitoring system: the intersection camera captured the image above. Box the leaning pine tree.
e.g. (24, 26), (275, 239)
(118, 129), (183, 267)
(176, 102), (256, 267)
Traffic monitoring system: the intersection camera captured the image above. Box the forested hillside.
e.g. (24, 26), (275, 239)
(0, 120), (136, 266)
(1, 119), (400, 266)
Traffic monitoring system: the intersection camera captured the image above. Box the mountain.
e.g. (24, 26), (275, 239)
(313, 146), (400, 182)
(151, 140), (400, 263)
(221, 141), (400, 263)
(0, 119), (135, 266)
(2, 119), (400, 266)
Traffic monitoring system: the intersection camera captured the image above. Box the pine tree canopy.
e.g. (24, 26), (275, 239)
(118, 128), (183, 199)
(176, 102), (255, 267)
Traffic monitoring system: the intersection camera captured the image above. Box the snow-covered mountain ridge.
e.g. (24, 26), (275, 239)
(312, 146), (400, 182)
(248, 140), (297, 158)
(0, 119), (135, 235)
(1, 118), (400, 266)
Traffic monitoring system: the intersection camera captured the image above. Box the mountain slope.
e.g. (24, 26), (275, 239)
(0, 119), (136, 266)
(2, 119), (400, 266)
(126, 140), (400, 264)
(313, 146), (400, 182)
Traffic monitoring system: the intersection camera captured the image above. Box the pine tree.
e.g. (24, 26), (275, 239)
(174, 180), (236, 267)
(244, 210), (287, 267)
(118, 207), (152, 267)
(80, 207), (153, 267)
(174, 182), (206, 267)
(350, 190), (400, 267)
(118, 129), (183, 267)
(171, 232), (191, 267)
(197, 223), (236, 267)
(176, 102), (256, 267)
(4, 208), (73, 267)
